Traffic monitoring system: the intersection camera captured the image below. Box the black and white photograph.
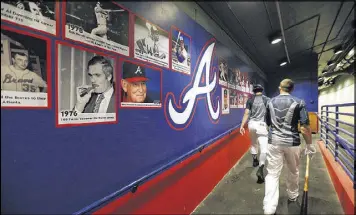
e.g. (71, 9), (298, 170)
(120, 60), (162, 108)
(171, 27), (191, 74)
(134, 15), (169, 68)
(221, 87), (229, 114)
(218, 58), (228, 87)
(1, 0), (57, 35)
(1, 27), (49, 108)
(237, 92), (244, 108)
(64, 2), (129, 56)
(56, 42), (117, 126)
(228, 67), (236, 89)
(229, 89), (238, 109)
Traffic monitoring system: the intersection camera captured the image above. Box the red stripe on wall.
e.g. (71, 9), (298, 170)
(94, 129), (250, 214)
(317, 140), (355, 215)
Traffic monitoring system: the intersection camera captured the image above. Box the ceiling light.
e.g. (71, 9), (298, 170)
(269, 32), (282, 45)
(334, 46), (344, 55)
(347, 48), (354, 58)
(280, 61), (287, 66)
(327, 61), (335, 66)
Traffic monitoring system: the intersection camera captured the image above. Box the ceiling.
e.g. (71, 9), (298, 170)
(197, 1), (355, 77)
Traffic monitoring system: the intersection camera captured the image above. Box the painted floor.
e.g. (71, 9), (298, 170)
(192, 135), (344, 214)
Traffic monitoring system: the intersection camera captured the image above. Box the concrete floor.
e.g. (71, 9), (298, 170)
(192, 135), (344, 214)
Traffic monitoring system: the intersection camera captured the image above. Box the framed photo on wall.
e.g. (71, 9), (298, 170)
(56, 41), (118, 127)
(221, 87), (230, 114)
(1, 1), (59, 35)
(1, 26), (51, 108)
(63, 2), (130, 56)
(170, 26), (191, 75)
(133, 15), (169, 68)
(120, 59), (162, 108)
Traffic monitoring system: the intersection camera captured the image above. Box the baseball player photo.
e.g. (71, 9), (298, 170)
(228, 67), (236, 89)
(1, 0), (57, 35)
(64, 2), (129, 56)
(233, 68), (242, 91)
(218, 58), (228, 87)
(221, 87), (230, 114)
(229, 89), (238, 108)
(171, 27), (191, 74)
(134, 15), (169, 68)
(56, 42), (117, 126)
(120, 61), (161, 108)
(238, 92), (244, 108)
(1, 27), (49, 108)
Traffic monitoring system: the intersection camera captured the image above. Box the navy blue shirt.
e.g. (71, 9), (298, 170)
(266, 94), (309, 146)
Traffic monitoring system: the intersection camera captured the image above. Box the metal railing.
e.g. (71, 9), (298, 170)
(318, 103), (355, 181)
(74, 123), (241, 215)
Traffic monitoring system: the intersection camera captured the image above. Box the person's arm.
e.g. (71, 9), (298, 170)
(240, 98), (252, 135)
(299, 100), (311, 145)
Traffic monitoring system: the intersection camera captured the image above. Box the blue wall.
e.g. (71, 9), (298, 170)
(1, 1), (264, 214)
(266, 53), (319, 112)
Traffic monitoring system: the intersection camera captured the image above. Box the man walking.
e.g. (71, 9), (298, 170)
(263, 79), (316, 215)
(240, 84), (270, 183)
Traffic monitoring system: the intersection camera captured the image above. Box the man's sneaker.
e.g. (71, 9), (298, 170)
(253, 158), (259, 167)
(256, 165), (265, 183)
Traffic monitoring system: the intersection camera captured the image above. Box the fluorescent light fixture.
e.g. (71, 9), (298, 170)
(271, 38), (282, 44)
(334, 46), (343, 55)
(280, 61), (287, 66)
(269, 32), (282, 45)
(347, 48), (354, 58)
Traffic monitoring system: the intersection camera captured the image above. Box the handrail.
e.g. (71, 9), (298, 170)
(73, 123), (241, 215)
(319, 102), (355, 181)
(322, 103), (356, 107)
(321, 111), (354, 117)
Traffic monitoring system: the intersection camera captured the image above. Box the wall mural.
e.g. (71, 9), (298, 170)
(1, 1), (264, 214)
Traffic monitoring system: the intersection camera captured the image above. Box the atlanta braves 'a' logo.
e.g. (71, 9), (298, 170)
(164, 39), (220, 130)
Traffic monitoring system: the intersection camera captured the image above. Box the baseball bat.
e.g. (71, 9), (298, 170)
(300, 154), (310, 215)
(175, 31), (181, 50)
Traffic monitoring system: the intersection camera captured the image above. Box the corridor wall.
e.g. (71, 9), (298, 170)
(1, 1), (265, 214)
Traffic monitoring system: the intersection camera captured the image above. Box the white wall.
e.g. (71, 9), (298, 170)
(318, 74), (355, 124)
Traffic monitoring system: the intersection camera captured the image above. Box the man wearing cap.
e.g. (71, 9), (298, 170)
(240, 84), (270, 183)
(174, 36), (188, 66)
(121, 62), (153, 103)
(263, 79), (315, 215)
(74, 55), (115, 113)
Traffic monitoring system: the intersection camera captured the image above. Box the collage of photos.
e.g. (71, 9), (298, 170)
(1, 2), (262, 122)
(120, 60), (162, 108)
(134, 15), (169, 69)
(64, 2), (129, 56)
(1, 27), (49, 108)
(1, 0), (57, 35)
(56, 42), (117, 126)
(170, 26), (191, 75)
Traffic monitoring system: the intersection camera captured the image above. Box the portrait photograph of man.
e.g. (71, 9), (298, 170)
(1, 27), (49, 108)
(218, 58), (228, 87)
(121, 61), (161, 108)
(56, 42), (117, 126)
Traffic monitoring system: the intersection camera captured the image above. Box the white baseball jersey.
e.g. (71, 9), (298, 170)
(1, 65), (47, 92)
(95, 7), (108, 25)
(180, 48), (188, 66)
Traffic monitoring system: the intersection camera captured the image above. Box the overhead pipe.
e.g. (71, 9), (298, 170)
(275, 1), (291, 64)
